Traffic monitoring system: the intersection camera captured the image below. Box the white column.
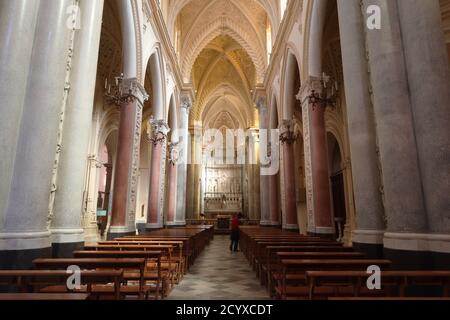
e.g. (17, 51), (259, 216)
(396, 0), (450, 237)
(51, 0), (105, 251)
(175, 96), (192, 225)
(1, 0), (73, 252)
(337, 0), (385, 247)
(257, 97), (271, 226)
(0, 0), (40, 231)
(363, 0), (427, 238)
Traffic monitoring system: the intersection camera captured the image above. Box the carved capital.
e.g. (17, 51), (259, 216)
(180, 94), (193, 112)
(256, 95), (267, 111)
(119, 77), (149, 106)
(168, 141), (181, 166)
(297, 76), (323, 102)
(147, 118), (170, 146)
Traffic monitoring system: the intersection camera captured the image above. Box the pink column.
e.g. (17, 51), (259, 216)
(268, 173), (280, 226)
(110, 101), (135, 229)
(282, 141), (298, 229)
(148, 139), (163, 225)
(310, 107), (333, 232)
(166, 161), (178, 225)
(109, 79), (147, 238)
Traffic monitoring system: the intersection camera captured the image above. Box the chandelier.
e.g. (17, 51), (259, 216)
(308, 73), (339, 111)
(104, 73), (136, 106)
(279, 120), (300, 145)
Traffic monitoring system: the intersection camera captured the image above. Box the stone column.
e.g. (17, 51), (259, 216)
(396, 1), (450, 242)
(268, 138), (281, 227)
(164, 154), (178, 226)
(175, 96), (192, 226)
(51, 0), (105, 257)
(363, 0), (428, 264)
(187, 123), (203, 219)
(336, 0), (385, 255)
(0, 0), (73, 268)
(109, 79), (148, 239)
(146, 119), (169, 229)
(257, 98), (271, 226)
(249, 128), (261, 221)
(298, 79), (334, 238)
(0, 0), (40, 235)
(280, 121), (299, 231)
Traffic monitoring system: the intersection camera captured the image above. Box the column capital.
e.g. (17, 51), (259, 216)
(119, 77), (149, 106)
(147, 118), (170, 145)
(255, 95), (267, 111)
(180, 94), (193, 112)
(297, 76), (324, 102)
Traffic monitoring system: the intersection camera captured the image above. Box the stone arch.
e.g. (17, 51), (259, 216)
(146, 47), (166, 120)
(281, 48), (301, 120)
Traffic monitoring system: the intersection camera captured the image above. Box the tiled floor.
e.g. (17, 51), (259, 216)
(167, 235), (271, 300)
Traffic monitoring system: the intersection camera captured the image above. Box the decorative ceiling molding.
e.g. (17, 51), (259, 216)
(181, 17), (266, 83)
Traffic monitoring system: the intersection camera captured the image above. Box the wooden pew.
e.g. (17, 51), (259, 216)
(102, 240), (186, 279)
(276, 259), (392, 300)
(307, 270), (450, 300)
(83, 244), (175, 296)
(0, 270), (123, 300)
(260, 246), (356, 288)
(252, 241), (343, 272)
(73, 250), (162, 299)
(33, 258), (152, 300)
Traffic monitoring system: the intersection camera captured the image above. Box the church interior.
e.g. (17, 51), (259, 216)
(0, 0), (449, 301)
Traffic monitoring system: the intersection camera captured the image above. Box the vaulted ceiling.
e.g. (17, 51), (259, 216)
(160, 0), (281, 127)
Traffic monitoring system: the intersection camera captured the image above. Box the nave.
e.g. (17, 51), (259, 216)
(2, 225), (450, 300)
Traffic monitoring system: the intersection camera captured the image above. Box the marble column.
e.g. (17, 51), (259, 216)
(337, 0), (385, 255)
(146, 120), (169, 230)
(51, 0), (105, 257)
(257, 98), (271, 226)
(250, 128), (261, 221)
(175, 96), (192, 225)
(363, 0), (428, 264)
(109, 79), (148, 239)
(268, 138), (281, 227)
(187, 123), (203, 219)
(280, 121), (299, 230)
(298, 79), (334, 238)
(0, 0), (40, 239)
(164, 157), (178, 226)
(0, 0), (73, 268)
(396, 1), (450, 239)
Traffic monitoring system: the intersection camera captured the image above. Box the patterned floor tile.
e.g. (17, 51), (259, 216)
(167, 235), (271, 300)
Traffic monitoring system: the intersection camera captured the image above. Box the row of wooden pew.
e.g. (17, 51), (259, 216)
(240, 226), (450, 300)
(0, 225), (214, 300)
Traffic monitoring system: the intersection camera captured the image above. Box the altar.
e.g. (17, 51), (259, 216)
(202, 165), (243, 216)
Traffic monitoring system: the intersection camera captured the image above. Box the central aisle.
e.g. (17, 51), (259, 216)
(167, 235), (270, 300)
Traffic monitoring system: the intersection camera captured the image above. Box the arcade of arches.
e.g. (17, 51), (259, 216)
(0, 0), (450, 296)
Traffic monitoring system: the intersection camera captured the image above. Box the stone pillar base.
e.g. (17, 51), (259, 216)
(307, 226), (336, 240)
(165, 221), (186, 228)
(145, 223), (164, 231)
(352, 242), (384, 259)
(283, 224), (300, 232)
(84, 226), (100, 244)
(107, 226), (136, 240)
(52, 242), (84, 258)
(50, 229), (85, 258)
(0, 247), (52, 270)
(0, 231), (52, 251)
